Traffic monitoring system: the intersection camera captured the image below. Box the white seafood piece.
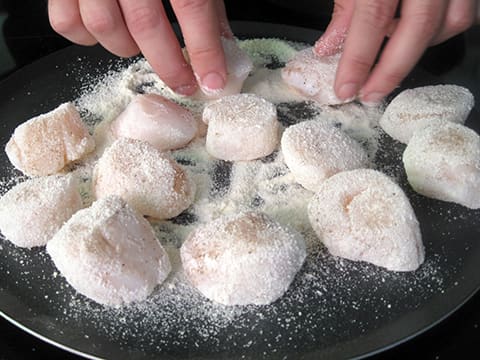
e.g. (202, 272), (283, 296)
(281, 48), (347, 105)
(93, 138), (195, 219)
(380, 85), (474, 144)
(308, 169), (424, 272)
(47, 196), (171, 306)
(203, 93), (279, 161)
(194, 37), (254, 100)
(281, 120), (369, 191)
(111, 93), (198, 151)
(403, 121), (480, 209)
(0, 175), (82, 248)
(5, 103), (95, 176)
(181, 211), (306, 305)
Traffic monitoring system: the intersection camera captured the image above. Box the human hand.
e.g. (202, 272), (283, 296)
(315, 0), (478, 104)
(48, 0), (232, 96)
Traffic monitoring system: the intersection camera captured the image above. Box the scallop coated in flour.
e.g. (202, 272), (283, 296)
(5, 102), (95, 176)
(308, 169), (424, 272)
(93, 138), (195, 219)
(0, 175), (82, 248)
(281, 48), (347, 105)
(203, 93), (280, 161)
(281, 120), (369, 192)
(180, 211), (306, 305)
(46, 196), (171, 306)
(403, 121), (480, 209)
(379, 85), (474, 144)
(110, 93), (198, 151)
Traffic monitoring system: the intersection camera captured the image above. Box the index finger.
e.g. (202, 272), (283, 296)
(334, 0), (399, 100)
(119, 0), (197, 96)
(171, 0), (227, 95)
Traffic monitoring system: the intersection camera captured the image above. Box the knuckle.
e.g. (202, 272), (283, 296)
(83, 14), (115, 35)
(188, 45), (222, 62)
(358, 0), (396, 30)
(49, 14), (80, 34)
(126, 6), (160, 34)
(348, 55), (374, 75)
(410, 11), (439, 39)
(172, 0), (210, 14)
(446, 13), (474, 35)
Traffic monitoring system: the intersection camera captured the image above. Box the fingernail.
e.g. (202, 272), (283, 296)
(174, 83), (197, 96)
(337, 83), (359, 100)
(361, 92), (384, 105)
(201, 72), (225, 94)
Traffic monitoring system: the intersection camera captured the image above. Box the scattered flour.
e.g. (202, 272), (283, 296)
(0, 38), (478, 359)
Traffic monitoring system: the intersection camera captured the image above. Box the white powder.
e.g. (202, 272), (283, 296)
(0, 38), (475, 358)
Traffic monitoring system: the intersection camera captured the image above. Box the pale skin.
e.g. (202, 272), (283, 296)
(48, 0), (478, 101)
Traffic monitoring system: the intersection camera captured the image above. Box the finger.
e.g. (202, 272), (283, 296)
(215, 0), (233, 38)
(171, 0), (227, 94)
(430, 0), (476, 45)
(48, 0), (96, 45)
(360, 0), (448, 104)
(119, 0), (197, 95)
(334, 0), (399, 100)
(314, 0), (355, 57)
(79, 0), (139, 57)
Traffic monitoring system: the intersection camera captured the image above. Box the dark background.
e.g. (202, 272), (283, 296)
(0, 0), (479, 359)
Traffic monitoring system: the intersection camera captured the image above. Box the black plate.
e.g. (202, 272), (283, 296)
(1, 22), (480, 359)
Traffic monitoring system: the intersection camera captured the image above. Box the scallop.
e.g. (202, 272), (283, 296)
(93, 138), (195, 219)
(281, 120), (369, 191)
(403, 121), (480, 209)
(0, 175), (83, 248)
(181, 211), (306, 305)
(194, 37), (253, 99)
(111, 93), (198, 151)
(380, 85), (474, 144)
(46, 196), (171, 306)
(5, 102), (95, 176)
(308, 169), (424, 272)
(281, 48), (347, 105)
(203, 93), (279, 161)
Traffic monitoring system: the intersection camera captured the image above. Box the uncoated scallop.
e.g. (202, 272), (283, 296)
(5, 102), (95, 176)
(0, 175), (82, 248)
(281, 120), (369, 192)
(111, 93), (198, 151)
(180, 211), (306, 305)
(93, 138), (195, 219)
(46, 196), (171, 306)
(203, 93), (279, 161)
(403, 121), (480, 209)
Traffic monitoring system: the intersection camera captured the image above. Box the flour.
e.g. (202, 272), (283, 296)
(0, 38), (473, 358)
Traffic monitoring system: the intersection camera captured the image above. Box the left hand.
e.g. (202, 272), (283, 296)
(315, 0), (478, 104)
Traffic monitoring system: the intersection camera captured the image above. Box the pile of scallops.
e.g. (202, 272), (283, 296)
(0, 39), (478, 307)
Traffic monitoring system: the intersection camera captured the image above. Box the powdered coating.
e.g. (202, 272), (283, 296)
(203, 93), (280, 160)
(281, 120), (369, 191)
(180, 211), (306, 305)
(0, 175), (82, 248)
(5, 103), (95, 176)
(403, 121), (480, 209)
(380, 85), (474, 144)
(93, 138), (196, 219)
(281, 48), (348, 105)
(47, 196), (171, 305)
(308, 169), (424, 271)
